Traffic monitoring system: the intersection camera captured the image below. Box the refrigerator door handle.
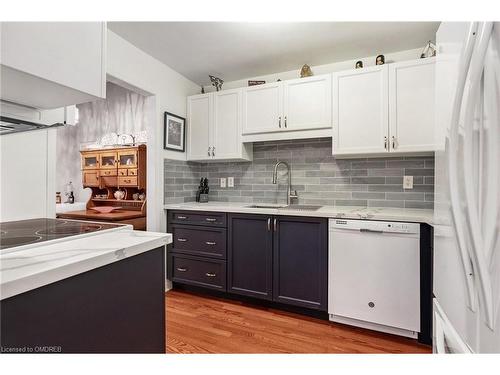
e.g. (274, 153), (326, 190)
(484, 27), (500, 267)
(462, 22), (496, 329)
(447, 21), (479, 311)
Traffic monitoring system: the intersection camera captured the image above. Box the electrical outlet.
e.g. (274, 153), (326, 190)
(220, 178), (226, 188)
(228, 176), (234, 188)
(403, 175), (413, 189)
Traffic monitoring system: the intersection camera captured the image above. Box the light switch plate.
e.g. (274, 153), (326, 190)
(228, 176), (234, 188)
(403, 175), (413, 189)
(220, 178), (226, 188)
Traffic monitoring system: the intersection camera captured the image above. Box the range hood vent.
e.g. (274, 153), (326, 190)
(0, 116), (64, 136)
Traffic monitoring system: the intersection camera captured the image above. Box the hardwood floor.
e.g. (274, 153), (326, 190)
(166, 290), (431, 354)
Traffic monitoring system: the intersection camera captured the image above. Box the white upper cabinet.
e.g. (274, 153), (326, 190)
(242, 82), (282, 135)
(283, 74), (332, 131)
(187, 94), (212, 161)
(389, 58), (435, 153)
(242, 76), (333, 140)
(333, 59), (436, 157)
(187, 90), (252, 162)
(213, 89), (252, 160)
(0, 22), (106, 109)
(333, 66), (389, 155)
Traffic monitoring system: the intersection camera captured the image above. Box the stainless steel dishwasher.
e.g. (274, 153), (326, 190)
(328, 218), (420, 338)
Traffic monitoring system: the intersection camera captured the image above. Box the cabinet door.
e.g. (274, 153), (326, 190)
(1, 22), (106, 108)
(83, 170), (99, 187)
(228, 214), (273, 300)
(81, 153), (99, 170)
(283, 74), (332, 131)
(389, 59), (435, 153)
(273, 216), (328, 310)
(242, 83), (282, 134)
(333, 66), (389, 155)
(187, 94), (212, 160)
(100, 151), (118, 169)
(213, 89), (242, 159)
(117, 149), (138, 168)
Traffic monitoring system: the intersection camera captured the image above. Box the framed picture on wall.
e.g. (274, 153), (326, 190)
(163, 111), (185, 152)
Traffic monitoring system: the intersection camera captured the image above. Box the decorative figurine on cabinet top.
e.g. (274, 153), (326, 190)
(420, 41), (437, 58)
(375, 55), (385, 65)
(300, 64), (313, 78)
(355, 60), (364, 69)
(209, 75), (224, 91)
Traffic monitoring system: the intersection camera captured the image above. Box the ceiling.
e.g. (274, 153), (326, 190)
(108, 22), (440, 86)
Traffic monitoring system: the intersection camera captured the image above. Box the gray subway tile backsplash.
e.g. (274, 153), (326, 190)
(164, 138), (435, 209)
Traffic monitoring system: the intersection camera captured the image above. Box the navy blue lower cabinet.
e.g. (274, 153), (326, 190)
(228, 213), (273, 300)
(273, 216), (328, 311)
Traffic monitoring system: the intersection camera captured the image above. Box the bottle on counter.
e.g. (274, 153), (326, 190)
(68, 191), (75, 204)
(56, 192), (62, 204)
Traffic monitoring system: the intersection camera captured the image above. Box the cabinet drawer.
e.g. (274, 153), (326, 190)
(128, 168), (138, 176)
(118, 176), (137, 186)
(169, 210), (226, 227)
(171, 225), (226, 259)
(100, 169), (117, 177)
(118, 169), (128, 176)
(171, 255), (226, 291)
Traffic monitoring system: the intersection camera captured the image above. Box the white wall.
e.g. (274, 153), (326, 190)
(106, 30), (200, 232)
(204, 48), (423, 91)
(0, 129), (56, 221)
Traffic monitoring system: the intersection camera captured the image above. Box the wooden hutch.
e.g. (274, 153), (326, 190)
(58, 145), (147, 230)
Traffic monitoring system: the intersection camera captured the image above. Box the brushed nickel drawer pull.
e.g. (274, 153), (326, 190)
(273, 218), (278, 232)
(205, 272), (216, 277)
(205, 241), (216, 245)
(177, 216), (187, 220)
(205, 218), (217, 222)
(177, 238), (188, 242)
(267, 218), (271, 231)
(176, 267), (187, 272)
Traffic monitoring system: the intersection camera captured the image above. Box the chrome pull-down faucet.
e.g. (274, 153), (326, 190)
(272, 160), (298, 205)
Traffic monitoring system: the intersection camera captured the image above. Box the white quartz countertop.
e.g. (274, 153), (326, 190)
(164, 202), (434, 225)
(0, 229), (172, 300)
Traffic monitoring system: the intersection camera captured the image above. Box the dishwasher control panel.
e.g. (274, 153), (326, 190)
(330, 219), (420, 234)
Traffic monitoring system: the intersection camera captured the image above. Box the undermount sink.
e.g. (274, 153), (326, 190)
(246, 204), (322, 211)
(281, 205), (322, 211)
(246, 204), (288, 209)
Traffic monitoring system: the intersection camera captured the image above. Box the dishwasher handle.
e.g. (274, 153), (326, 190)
(359, 228), (384, 234)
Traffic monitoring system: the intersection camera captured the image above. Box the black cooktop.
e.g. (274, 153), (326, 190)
(0, 218), (123, 250)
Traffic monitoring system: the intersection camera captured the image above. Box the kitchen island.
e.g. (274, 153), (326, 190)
(0, 219), (171, 353)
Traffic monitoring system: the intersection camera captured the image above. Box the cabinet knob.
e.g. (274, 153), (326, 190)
(384, 136), (388, 150)
(284, 116), (287, 128)
(207, 146), (211, 156)
(177, 238), (188, 242)
(278, 116), (282, 128)
(267, 218), (271, 231)
(212, 147), (215, 157)
(273, 218), (278, 232)
(177, 216), (187, 220)
(368, 302), (375, 308)
(205, 241), (216, 245)
(205, 272), (217, 277)
(176, 267), (188, 272)
(205, 218), (217, 222)
(391, 136), (397, 150)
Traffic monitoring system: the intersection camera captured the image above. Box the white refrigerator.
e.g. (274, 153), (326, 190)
(433, 22), (500, 353)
